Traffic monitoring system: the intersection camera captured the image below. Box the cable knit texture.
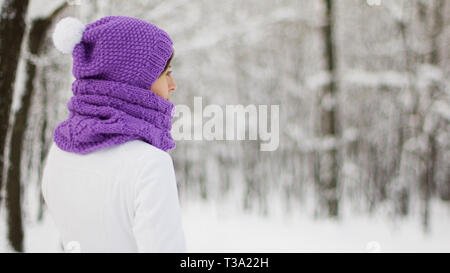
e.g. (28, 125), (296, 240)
(53, 16), (176, 154)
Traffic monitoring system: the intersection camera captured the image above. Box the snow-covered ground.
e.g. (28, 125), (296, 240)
(2, 193), (450, 253)
(181, 199), (450, 253)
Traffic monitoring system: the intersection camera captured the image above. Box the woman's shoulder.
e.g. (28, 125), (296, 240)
(46, 139), (173, 173)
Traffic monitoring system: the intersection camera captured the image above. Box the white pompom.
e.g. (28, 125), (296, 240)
(52, 17), (85, 54)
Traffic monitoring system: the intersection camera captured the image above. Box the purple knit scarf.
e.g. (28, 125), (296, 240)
(53, 78), (176, 154)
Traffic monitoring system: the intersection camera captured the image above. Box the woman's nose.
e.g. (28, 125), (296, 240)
(169, 77), (177, 91)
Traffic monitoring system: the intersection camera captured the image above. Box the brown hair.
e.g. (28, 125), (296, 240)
(159, 49), (174, 77)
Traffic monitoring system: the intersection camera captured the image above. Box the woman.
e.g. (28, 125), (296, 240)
(41, 16), (186, 252)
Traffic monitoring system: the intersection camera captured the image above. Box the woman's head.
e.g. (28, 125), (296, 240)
(149, 50), (177, 101)
(61, 16), (174, 90)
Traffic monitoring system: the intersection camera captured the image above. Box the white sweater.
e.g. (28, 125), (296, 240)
(41, 139), (186, 253)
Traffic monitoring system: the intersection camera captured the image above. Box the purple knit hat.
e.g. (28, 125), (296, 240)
(55, 16), (173, 89)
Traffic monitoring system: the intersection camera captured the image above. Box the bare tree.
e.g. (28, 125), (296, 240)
(314, 0), (340, 217)
(5, 2), (67, 252)
(0, 0), (30, 252)
(0, 0), (30, 211)
(418, 0), (446, 233)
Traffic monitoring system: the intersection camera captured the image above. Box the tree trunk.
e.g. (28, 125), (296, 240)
(430, 0), (445, 65)
(37, 67), (49, 222)
(5, 3), (67, 251)
(419, 0), (445, 233)
(32, 3), (68, 222)
(0, 0), (30, 211)
(5, 58), (33, 253)
(316, 0), (340, 217)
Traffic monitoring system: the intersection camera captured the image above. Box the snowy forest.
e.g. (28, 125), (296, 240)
(0, 0), (449, 252)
